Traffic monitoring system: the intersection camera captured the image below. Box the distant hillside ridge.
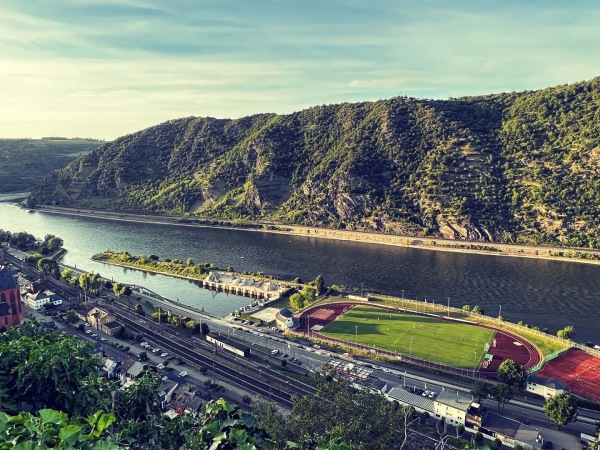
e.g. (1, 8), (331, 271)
(0, 138), (105, 193)
(28, 78), (600, 247)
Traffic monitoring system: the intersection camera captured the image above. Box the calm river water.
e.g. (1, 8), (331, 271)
(1, 195), (598, 343)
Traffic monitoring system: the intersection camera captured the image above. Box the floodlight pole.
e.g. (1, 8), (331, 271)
(410, 338), (413, 357)
(499, 305), (502, 319)
(447, 297), (450, 317)
(355, 325), (358, 346)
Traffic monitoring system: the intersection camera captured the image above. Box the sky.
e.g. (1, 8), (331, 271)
(1, 0), (600, 140)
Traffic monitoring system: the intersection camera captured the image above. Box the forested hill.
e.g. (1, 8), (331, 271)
(0, 138), (104, 193)
(29, 78), (600, 247)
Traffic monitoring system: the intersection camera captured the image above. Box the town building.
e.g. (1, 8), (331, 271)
(433, 391), (472, 426)
(275, 308), (299, 330)
(100, 358), (119, 379)
(480, 411), (542, 449)
(171, 386), (204, 418)
(0, 266), (23, 329)
(159, 378), (179, 409)
(87, 307), (123, 336)
(526, 375), (566, 398)
(22, 289), (62, 310)
(386, 387), (435, 415)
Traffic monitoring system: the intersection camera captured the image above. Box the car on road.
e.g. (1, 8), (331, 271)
(85, 323), (91, 327)
(100, 337), (107, 341)
(91, 334), (98, 338)
(85, 330), (92, 334)
(160, 353), (168, 358)
(178, 371), (187, 377)
(313, 345), (320, 349)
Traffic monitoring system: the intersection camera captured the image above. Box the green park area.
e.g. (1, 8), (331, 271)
(320, 305), (495, 369)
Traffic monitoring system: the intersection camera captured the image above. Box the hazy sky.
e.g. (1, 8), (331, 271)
(2, 0), (600, 139)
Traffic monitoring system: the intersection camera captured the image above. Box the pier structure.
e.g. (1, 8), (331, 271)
(202, 271), (284, 301)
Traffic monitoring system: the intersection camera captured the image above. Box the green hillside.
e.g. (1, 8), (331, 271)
(0, 138), (104, 193)
(29, 78), (600, 247)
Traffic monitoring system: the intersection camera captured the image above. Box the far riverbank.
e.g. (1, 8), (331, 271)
(31, 205), (600, 266)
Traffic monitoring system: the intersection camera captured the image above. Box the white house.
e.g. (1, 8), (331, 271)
(23, 290), (62, 310)
(433, 391), (472, 426)
(526, 375), (566, 398)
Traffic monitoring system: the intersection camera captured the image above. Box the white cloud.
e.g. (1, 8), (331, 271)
(1, 1), (600, 138)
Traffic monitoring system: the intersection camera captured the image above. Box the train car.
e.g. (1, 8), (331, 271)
(206, 332), (251, 357)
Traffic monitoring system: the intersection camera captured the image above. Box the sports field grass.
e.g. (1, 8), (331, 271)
(320, 306), (495, 368)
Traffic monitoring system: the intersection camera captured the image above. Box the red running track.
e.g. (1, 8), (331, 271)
(537, 349), (600, 402)
(298, 302), (541, 376)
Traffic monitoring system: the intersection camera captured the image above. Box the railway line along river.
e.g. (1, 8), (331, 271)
(1, 195), (598, 344)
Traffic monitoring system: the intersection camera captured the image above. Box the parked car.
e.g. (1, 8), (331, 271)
(157, 363), (165, 370)
(160, 353), (168, 358)
(100, 337), (107, 341)
(178, 371), (187, 377)
(85, 330), (92, 334)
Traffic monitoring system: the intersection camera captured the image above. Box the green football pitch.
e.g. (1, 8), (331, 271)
(320, 305), (495, 368)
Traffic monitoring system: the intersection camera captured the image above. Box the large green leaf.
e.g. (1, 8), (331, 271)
(58, 424), (82, 445)
(95, 413), (116, 435)
(228, 428), (249, 444)
(12, 442), (36, 450)
(40, 409), (66, 425)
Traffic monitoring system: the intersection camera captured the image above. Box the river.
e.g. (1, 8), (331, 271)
(1, 195), (598, 344)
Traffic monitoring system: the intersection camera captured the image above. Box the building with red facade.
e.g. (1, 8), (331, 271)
(0, 266), (23, 330)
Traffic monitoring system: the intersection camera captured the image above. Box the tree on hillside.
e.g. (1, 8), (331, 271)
(471, 305), (484, 315)
(544, 393), (578, 429)
(44, 234), (64, 252)
(0, 322), (101, 416)
(490, 383), (513, 415)
(557, 325), (575, 340)
(112, 281), (129, 298)
(471, 380), (493, 402)
(256, 378), (412, 449)
(37, 258), (60, 278)
(314, 274), (325, 296)
(201, 321), (210, 336)
(497, 359), (528, 389)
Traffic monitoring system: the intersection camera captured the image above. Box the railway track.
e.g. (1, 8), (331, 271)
(113, 309), (316, 408)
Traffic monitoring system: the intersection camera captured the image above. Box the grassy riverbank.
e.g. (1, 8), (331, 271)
(92, 250), (210, 281)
